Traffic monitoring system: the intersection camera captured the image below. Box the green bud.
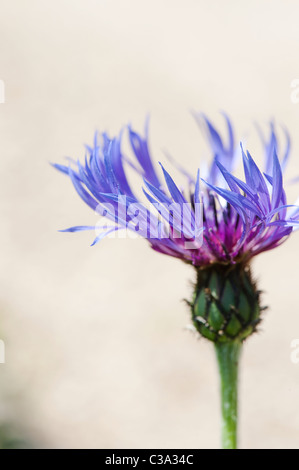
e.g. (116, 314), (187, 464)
(190, 263), (263, 343)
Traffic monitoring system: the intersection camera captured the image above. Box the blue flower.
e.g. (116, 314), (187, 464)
(53, 114), (299, 266)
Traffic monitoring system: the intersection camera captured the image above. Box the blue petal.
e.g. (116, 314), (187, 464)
(200, 113), (224, 156)
(109, 134), (135, 198)
(91, 226), (123, 246)
(241, 145), (271, 211)
(51, 163), (70, 175)
(194, 169), (201, 204)
(215, 160), (241, 194)
(202, 179), (262, 218)
(128, 121), (160, 188)
(159, 162), (187, 205)
(104, 141), (119, 192)
(143, 178), (171, 205)
(59, 225), (96, 232)
(271, 148), (283, 210)
(221, 111), (234, 156)
(69, 168), (98, 210)
(281, 127), (291, 172)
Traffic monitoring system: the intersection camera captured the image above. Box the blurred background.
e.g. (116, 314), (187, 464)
(0, 0), (299, 449)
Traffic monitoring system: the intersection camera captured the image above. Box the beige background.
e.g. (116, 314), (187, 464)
(0, 0), (299, 449)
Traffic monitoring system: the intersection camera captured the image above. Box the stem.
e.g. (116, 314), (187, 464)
(214, 341), (242, 449)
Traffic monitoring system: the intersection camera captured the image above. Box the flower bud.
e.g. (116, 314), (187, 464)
(191, 263), (262, 342)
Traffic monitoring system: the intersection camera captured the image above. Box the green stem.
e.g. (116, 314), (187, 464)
(214, 341), (242, 449)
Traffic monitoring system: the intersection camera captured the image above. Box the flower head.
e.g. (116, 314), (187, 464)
(53, 114), (299, 269)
